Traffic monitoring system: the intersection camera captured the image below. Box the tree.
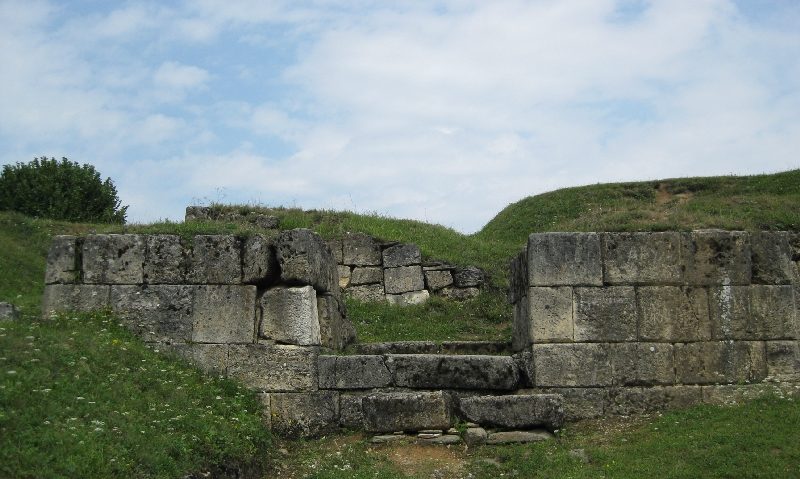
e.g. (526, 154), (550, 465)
(0, 157), (128, 223)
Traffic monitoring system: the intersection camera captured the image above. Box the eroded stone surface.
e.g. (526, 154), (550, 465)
(533, 343), (612, 387)
(45, 235), (79, 284)
(144, 235), (186, 284)
(83, 234), (145, 284)
(318, 355), (391, 389)
(346, 284), (385, 303)
(602, 232), (683, 285)
(276, 229), (338, 294)
(383, 244), (421, 268)
(42, 284), (110, 317)
(682, 231), (751, 285)
(342, 234), (382, 266)
(188, 235), (242, 284)
(573, 287), (636, 342)
(362, 391), (453, 433)
(111, 285), (193, 343)
(611, 343), (675, 386)
(271, 391), (339, 437)
(242, 234), (279, 284)
(751, 231), (795, 284)
(486, 430), (553, 444)
(227, 344), (318, 392)
(386, 290), (430, 306)
(350, 267), (383, 285)
(453, 266), (484, 288)
(0, 302), (19, 321)
(528, 287), (573, 343)
(259, 286), (320, 346)
(458, 394), (564, 430)
(709, 285), (796, 340)
(674, 341), (767, 385)
(316, 294), (356, 351)
(387, 354), (520, 390)
(639, 286), (710, 342)
(528, 233), (602, 286)
(384, 266), (424, 294)
(424, 270), (453, 292)
(192, 285), (256, 343)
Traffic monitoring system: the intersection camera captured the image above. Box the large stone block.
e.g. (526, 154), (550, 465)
(242, 234), (279, 284)
(710, 285), (796, 340)
(512, 294), (531, 351)
(573, 287), (636, 342)
(528, 233), (602, 286)
(386, 290), (430, 306)
(382, 244), (421, 267)
(45, 236), (79, 284)
(386, 354), (520, 390)
(350, 267), (383, 286)
(765, 341), (800, 379)
(533, 343), (612, 387)
(192, 285), (256, 343)
(352, 341), (439, 355)
(508, 251), (528, 304)
(682, 231), (751, 285)
(42, 284), (110, 317)
(458, 394), (564, 430)
(346, 284), (385, 303)
(520, 387), (606, 421)
(168, 343), (230, 375)
(342, 234), (382, 266)
(439, 287), (479, 300)
(362, 391), (453, 432)
(82, 234), (145, 284)
(259, 286), (320, 346)
(605, 386), (703, 416)
(276, 229), (338, 294)
(327, 240), (343, 264)
(143, 235), (186, 284)
(751, 231), (795, 285)
(318, 355), (391, 389)
(611, 343), (675, 386)
(529, 287), (574, 343)
(384, 266), (424, 294)
(227, 344), (318, 392)
(639, 286), (711, 342)
(316, 294), (356, 351)
(339, 393), (367, 429)
(453, 266), (484, 288)
(271, 391), (339, 437)
(110, 285), (193, 343)
(602, 232), (683, 285)
(184, 206), (210, 221)
(425, 269), (453, 292)
(701, 383), (796, 406)
(188, 235), (242, 284)
(675, 341), (767, 385)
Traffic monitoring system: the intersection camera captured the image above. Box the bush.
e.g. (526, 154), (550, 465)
(0, 157), (128, 223)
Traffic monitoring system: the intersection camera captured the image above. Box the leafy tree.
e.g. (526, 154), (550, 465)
(0, 157), (128, 223)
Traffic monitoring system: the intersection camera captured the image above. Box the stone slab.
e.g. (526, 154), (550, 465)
(425, 270), (453, 292)
(486, 430), (553, 444)
(350, 267), (383, 285)
(573, 287), (637, 342)
(42, 284), (110, 317)
(458, 394), (564, 430)
(386, 290), (429, 306)
(602, 232), (683, 285)
(276, 229), (338, 294)
(192, 285), (256, 343)
(384, 266), (424, 294)
(751, 231), (795, 284)
(639, 286), (711, 342)
(611, 343), (675, 386)
(188, 235), (242, 284)
(528, 287), (573, 343)
(227, 344), (318, 392)
(143, 235), (186, 284)
(362, 391), (453, 433)
(533, 343), (612, 387)
(82, 234), (145, 284)
(674, 341), (767, 385)
(710, 285), (796, 340)
(271, 391), (339, 437)
(45, 235), (79, 284)
(440, 341), (512, 355)
(110, 285), (193, 343)
(383, 244), (421, 268)
(527, 233), (602, 286)
(260, 286), (320, 346)
(342, 234), (382, 266)
(682, 231), (751, 285)
(242, 234), (279, 284)
(318, 355), (391, 389)
(386, 354), (520, 390)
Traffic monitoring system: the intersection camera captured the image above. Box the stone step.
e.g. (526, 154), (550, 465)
(362, 391), (453, 432)
(458, 394), (565, 431)
(348, 340), (512, 356)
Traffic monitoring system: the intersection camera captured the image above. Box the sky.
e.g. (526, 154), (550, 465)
(1, 0), (799, 233)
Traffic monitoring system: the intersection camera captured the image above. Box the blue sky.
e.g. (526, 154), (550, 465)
(1, 0), (799, 233)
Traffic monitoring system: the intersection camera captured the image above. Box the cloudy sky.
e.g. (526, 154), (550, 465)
(1, 0), (798, 233)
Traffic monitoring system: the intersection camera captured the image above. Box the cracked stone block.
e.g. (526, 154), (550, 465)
(192, 285), (256, 343)
(111, 285), (193, 343)
(384, 266), (424, 294)
(362, 391), (453, 433)
(424, 269), (453, 291)
(386, 354), (520, 390)
(682, 231), (751, 285)
(602, 232), (683, 284)
(45, 236), (79, 284)
(639, 286), (711, 342)
(242, 234), (279, 284)
(342, 234), (381, 266)
(533, 343), (612, 387)
(271, 391), (339, 437)
(573, 287), (636, 342)
(316, 294), (356, 351)
(260, 286), (320, 346)
(227, 343), (318, 392)
(346, 284), (385, 302)
(675, 341), (767, 385)
(751, 231), (795, 285)
(350, 267), (383, 286)
(386, 290), (430, 306)
(253, 214), (279, 229)
(82, 234), (145, 284)
(318, 355), (391, 389)
(528, 233), (602, 286)
(458, 394), (564, 430)
(144, 235), (186, 284)
(611, 343), (675, 386)
(185, 206), (210, 221)
(383, 244), (421, 267)
(276, 229), (339, 294)
(710, 285), (796, 340)
(42, 284), (110, 317)
(188, 235), (242, 284)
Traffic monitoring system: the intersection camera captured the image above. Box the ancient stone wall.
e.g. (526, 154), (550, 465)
(510, 231), (800, 419)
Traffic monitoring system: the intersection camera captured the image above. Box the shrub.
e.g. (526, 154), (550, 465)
(0, 157), (128, 223)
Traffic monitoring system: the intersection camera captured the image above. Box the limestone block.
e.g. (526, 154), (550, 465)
(168, 343), (229, 375)
(346, 284), (385, 303)
(765, 341), (800, 379)
(527, 232), (602, 286)
(227, 344), (318, 392)
(605, 386), (703, 416)
(342, 234), (382, 266)
(192, 285), (256, 343)
(184, 206), (210, 221)
(458, 394), (564, 430)
(339, 393), (367, 429)
(362, 391), (453, 432)
(383, 244), (421, 267)
(111, 285), (193, 343)
(639, 286), (710, 342)
(602, 232), (683, 285)
(82, 234), (145, 284)
(611, 343), (675, 386)
(253, 214), (279, 229)
(508, 251), (528, 304)
(682, 231), (751, 285)
(276, 229), (338, 294)
(384, 266), (424, 294)
(710, 285), (796, 340)
(316, 294), (356, 351)
(751, 231), (794, 284)
(463, 427), (488, 446)
(188, 235), (242, 284)
(674, 341), (767, 385)
(521, 387), (606, 421)
(271, 391), (339, 437)
(0, 302), (19, 321)
(573, 287), (636, 342)
(337, 265), (351, 288)
(259, 286), (320, 346)
(327, 240), (343, 264)
(424, 269), (453, 292)
(453, 266), (484, 288)
(45, 236), (79, 284)
(512, 294), (531, 351)
(439, 287), (480, 300)
(350, 267), (383, 285)
(242, 234), (279, 284)
(318, 355), (391, 389)
(144, 235), (186, 284)
(529, 287), (573, 343)
(386, 354), (520, 390)
(42, 284), (110, 317)
(533, 343), (612, 387)
(386, 290), (430, 306)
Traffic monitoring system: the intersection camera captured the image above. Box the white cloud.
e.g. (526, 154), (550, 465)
(153, 61), (210, 90)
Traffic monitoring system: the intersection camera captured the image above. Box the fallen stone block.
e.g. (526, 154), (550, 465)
(192, 285), (256, 343)
(371, 434), (405, 444)
(318, 355), (391, 389)
(682, 230), (751, 285)
(528, 233), (602, 286)
(421, 434), (461, 445)
(188, 235), (242, 284)
(82, 234), (145, 284)
(271, 391), (339, 437)
(276, 229), (338, 294)
(383, 244), (421, 268)
(638, 286), (710, 342)
(42, 284), (110, 317)
(458, 394), (564, 430)
(111, 285), (193, 343)
(242, 234), (279, 284)
(260, 286), (320, 346)
(453, 266), (484, 288)
(45, 235), (79, 284)
(486, 430), (553, 444)
(362, 391), (453, 432)
(573, 287), (636, 342)
(384, 266), (424, 294)
(227, 344), (318, 392)
(463, 427), (488, 446)
(342, 234), (382, 266)
(424, 269), (453, 292)
(387, 354), (520, 390)
(602, 232), (683, 285)
(386, 290), (430, 306)
(144, 235), (186, 284)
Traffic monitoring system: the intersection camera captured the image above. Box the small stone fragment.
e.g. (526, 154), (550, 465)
(0, 302), (19, 321)
(371, 435), (405, 444)
(485, 430), (554, 444)
(463, 427), (488, 446)
(423, 434), (462, 445)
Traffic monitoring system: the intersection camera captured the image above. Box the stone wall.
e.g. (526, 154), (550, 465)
(510, 231), (800, 419)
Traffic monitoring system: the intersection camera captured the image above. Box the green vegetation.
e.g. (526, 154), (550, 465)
(0, 157), (128, 224)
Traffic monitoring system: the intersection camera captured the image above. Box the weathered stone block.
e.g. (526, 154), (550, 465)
(439, 287), (480, 300)
(682, 231), (751, 285)
(521, 387), (606, 421)
(242, 234), (278, 284)
(339, 393), (367, 429)
(168, 343), (230, 375)
(424, 269), (453, 292)
(533, 343), (612, 387)
(276, 229), (338, 294)
(188, 235), (242, 284)
(192, 285), (256, 343)
(346, 284), (385, 303)
(45, 236), (79, 284)
(710, 285), (796, 340)
(0, 302), (19, 321)
(675, 341), (767, 385)
(485, 430), (553, 444)
(453, 266), (484, 288)
(227, 344), (318, 391)
(350, 267), (383, 285)
(512, 294), (531, 351)
(701, 383), (793, 405)
(327, 240), (343, 264)
(337, 265), (351, 288)
(111, 285), (193, 343)
(318, 355), (391, 389)
(509, 250), (528, 304)
(751, 231), (795, 284)
(144, 235), (186, 284)
(605, 386), (703, 415)
(253, 214), (279, 229)
(386, 354), (520, 390)
(185, 205), (210, 221)
(386, 290), (430, 306)
(383, 244), (421, 267)
(342, 234), (381, 266)
(352, 341), (439, 355)
(639, 286), (710, 342)
(82, 234), (145, 284)
(441, 341), (512, 355)
(602, 232), (683, 285)
(260, 286), (320, 346)
(316, 294), (356, 351)
(611, 343), (675, 386)
(573, 287), (636, 342)
(458, 394), (564, 430)
(529, 287), (573, 343)
(384, 266), (424, 294)
(528, 233), (602, 286)
(765, 341), (800, 379)
(42, 284), (110, 317)
(271, 391), (339, 437)
(362, 391), (453, 432)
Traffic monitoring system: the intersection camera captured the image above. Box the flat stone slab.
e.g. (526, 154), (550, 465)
(362, 391), (453, 432)
(485, 430), (554, 444)
(386, 290), (429, 306)
(386, 354), (521, 390)
(458, 394), (565, 430)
